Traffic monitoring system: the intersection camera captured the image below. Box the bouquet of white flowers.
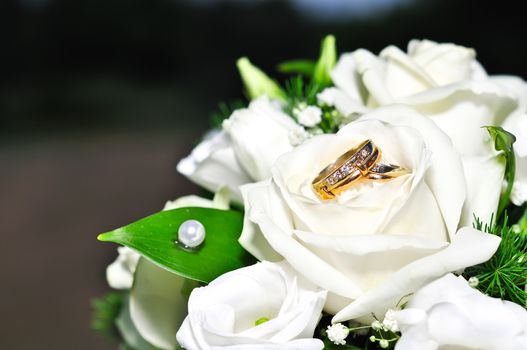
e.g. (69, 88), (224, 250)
(92, 36), (527, 350)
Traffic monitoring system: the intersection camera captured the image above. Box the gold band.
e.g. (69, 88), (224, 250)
(312, 140), (380, 200)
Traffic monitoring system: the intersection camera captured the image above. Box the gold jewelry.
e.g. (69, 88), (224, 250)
(312, 140), (380, 200)
(366, 163), (410, 180)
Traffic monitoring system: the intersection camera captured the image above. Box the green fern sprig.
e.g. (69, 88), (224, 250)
(465, 214), (527, 306)
(91, 292), (124, 339)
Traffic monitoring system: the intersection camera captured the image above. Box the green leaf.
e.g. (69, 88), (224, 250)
(98, 207), (255, 283)
(313, 35), (337, 87)
(484, 126), (517, 218)
(277, 59), (316, 76)
(237, 57), (286, 101)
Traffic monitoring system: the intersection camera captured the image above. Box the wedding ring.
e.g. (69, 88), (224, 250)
(367, 163), (410, 180)
(312, 140), (380, 200)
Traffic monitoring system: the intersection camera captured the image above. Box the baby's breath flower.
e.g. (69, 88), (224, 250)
(468, 276), (479, 288)
(297, 105), (323, 127)
(379, 339), (390, 348)
(326, 323), (349, 345)
(382, 309), (399, 333)
(371, 320), (383, 331)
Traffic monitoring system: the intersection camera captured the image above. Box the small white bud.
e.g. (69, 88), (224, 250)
(371, 320), (383, 331)
(468, 276), (479, 288)
(326, 323), (349, 346)
(369, 335), (376, 342)
(379, 339), (389, 348)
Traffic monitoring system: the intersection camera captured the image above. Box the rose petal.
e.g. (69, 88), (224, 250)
(460, 154), (504, 226)
(130, 259), (194, 350)
(360, 105), (466, 240)
(332, 227), (500, 323)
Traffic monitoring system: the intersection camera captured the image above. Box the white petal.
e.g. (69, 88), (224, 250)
(460, 154), (504, 226)
(130, 258), (196, 350)
(491, 75), (527, 113)
(503, 112), (527, 205)
(398, 80), (518, 156)
(244, 181), (364, 299)
(238, 182), (283, 262)
(352, 49), (394, 106)
(116, 295), (156, 350)
(106, 246), (141, 290)
(332, 227), (500, 323)
(177, 130), (251, 201)
(360, 105), (466, 240)
(407, 39), (479, 86)
(380, 45), (436, 99)
(331, 53), (364, 104)
(223, 96), (302, 181)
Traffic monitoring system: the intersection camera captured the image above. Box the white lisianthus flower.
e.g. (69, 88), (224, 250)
(393, 274), (527, 350)
(240, 105), (501, 323)
(176, 261), (327, 350)
(178, 96), (305, 201)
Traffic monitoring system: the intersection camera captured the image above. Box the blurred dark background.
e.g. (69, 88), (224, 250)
(1, 0), (526, 348)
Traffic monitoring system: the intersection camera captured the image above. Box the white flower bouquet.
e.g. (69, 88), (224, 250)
(92, 36), (527, 350)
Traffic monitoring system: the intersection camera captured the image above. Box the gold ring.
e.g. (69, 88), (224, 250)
(312, 140), (380, 200)
(367, 163), (410, 180)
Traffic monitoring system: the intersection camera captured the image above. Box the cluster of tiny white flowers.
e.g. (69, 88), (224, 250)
(382, 309), (399, 333)
(292, 102), (323, 127)
(326, 323), (350, 345)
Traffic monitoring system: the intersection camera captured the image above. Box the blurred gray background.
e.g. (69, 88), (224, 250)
(1, 0), (526, 348)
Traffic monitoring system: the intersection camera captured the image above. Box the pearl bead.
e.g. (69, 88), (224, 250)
(178, 219), (206, 248)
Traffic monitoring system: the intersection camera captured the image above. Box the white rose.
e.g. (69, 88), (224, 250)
(325, 39), (518, 158)
(240, 105), (501, 323)
(178, 96), (305, 200)
(176, 261), (327, 350)
(394, 274), (527, 350)
(113, 192), (229, 350)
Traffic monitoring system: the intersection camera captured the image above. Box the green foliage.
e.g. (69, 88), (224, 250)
(284, 75), (340, 133)
(284, 75), (321, 107)
(91, 292), (124, 339)
(277, 59), (316, 76)
(465, 214), (527, 306)
(485, 126), (516, 219)
(211, 100), (246, 127)
(98, 207), (255, 283)
(314, 35), (337, 87)
(237, 57), (287, 101)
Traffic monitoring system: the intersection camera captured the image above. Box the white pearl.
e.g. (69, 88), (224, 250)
(178, 219), (206, 248)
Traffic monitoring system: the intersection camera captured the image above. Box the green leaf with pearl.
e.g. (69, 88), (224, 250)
(98, 207), (256, 283)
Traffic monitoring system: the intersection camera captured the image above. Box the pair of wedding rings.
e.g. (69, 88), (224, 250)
(312, 140), (409, 200)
